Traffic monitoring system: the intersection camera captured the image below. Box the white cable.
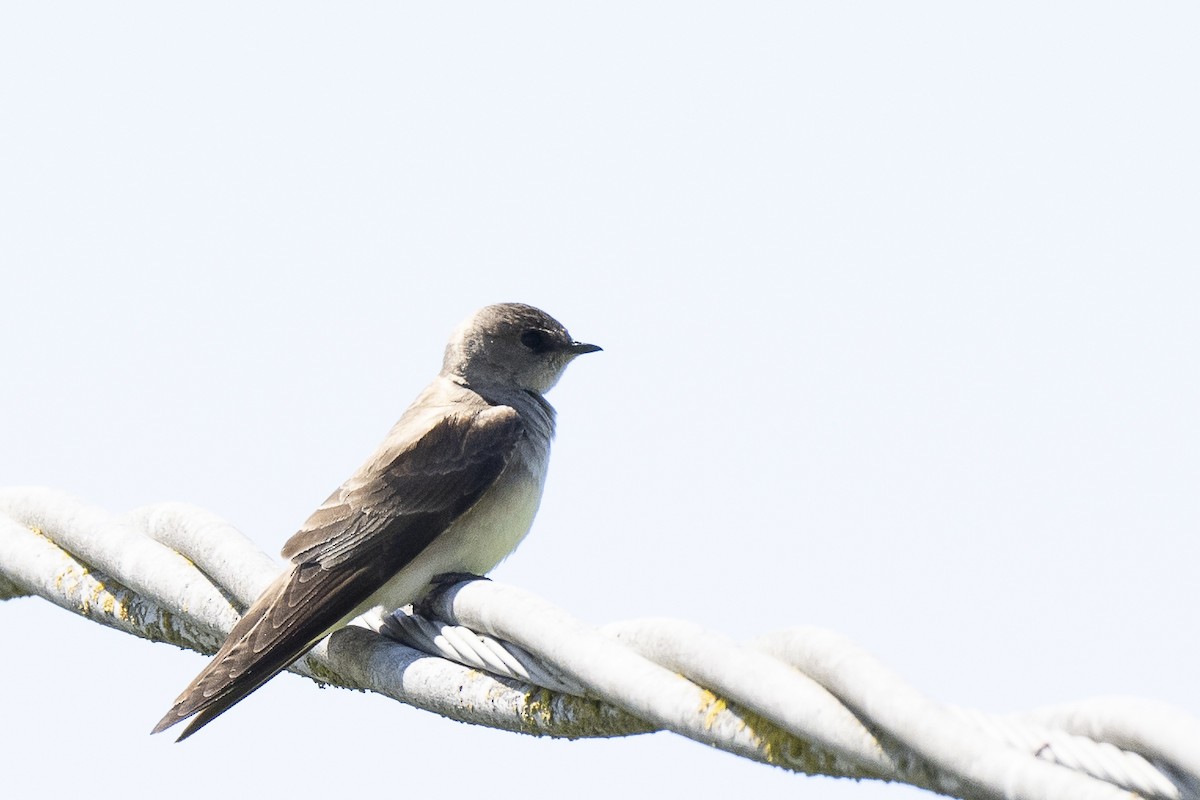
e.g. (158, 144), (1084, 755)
(383, 610), (591, 697)
(2, 487), (1197, 800)
(0, 487), (246, 639)
(423, 581), (1171, 800)
(949, 707), (1181, 800)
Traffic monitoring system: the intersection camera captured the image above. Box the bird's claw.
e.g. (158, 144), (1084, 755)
(415, 572), (490, 617)
(430, 571), (489, 588)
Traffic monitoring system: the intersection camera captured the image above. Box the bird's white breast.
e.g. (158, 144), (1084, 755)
(352, 440), (549, 619)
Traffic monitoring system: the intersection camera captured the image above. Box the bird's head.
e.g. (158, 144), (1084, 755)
(442, 303), (601, 395)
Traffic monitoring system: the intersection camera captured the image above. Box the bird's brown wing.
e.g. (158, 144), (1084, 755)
(152, 403), (522, 740)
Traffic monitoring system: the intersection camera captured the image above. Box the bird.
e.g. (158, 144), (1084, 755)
(152, 302), (600, 740)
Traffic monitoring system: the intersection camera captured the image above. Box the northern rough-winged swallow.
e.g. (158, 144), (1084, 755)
(153, 302), (599, 740)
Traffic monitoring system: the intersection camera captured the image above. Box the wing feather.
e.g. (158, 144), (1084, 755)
(153, 401), (522, 739)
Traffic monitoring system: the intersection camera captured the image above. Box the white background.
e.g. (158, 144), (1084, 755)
(2, 4), (1197, 798)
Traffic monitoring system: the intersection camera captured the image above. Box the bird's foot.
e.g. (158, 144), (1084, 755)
(430, 571), (490, 588)
(416, 572), (489, 618)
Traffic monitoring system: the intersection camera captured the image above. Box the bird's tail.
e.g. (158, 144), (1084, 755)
(152, 571), (322, 741)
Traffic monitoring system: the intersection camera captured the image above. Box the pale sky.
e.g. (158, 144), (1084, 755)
(2, 4), (1197, 799)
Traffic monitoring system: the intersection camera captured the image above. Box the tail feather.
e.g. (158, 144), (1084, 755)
(159, 663), (289, 741)
(152, 570), (318, 739)
(153, 535), (397, 739)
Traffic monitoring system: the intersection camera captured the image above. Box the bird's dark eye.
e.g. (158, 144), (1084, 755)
(520, 329), (550, 353)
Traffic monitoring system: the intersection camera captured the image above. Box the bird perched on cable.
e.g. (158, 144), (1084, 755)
(153, 302), (600, 740)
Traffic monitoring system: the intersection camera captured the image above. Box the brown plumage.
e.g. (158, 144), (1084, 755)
(152, 303), (599, 740)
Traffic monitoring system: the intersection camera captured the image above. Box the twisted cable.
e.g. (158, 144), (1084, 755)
(2, 487), (1196, 800)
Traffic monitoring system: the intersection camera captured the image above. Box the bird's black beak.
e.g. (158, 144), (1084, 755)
(568, 341), (603, 355)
